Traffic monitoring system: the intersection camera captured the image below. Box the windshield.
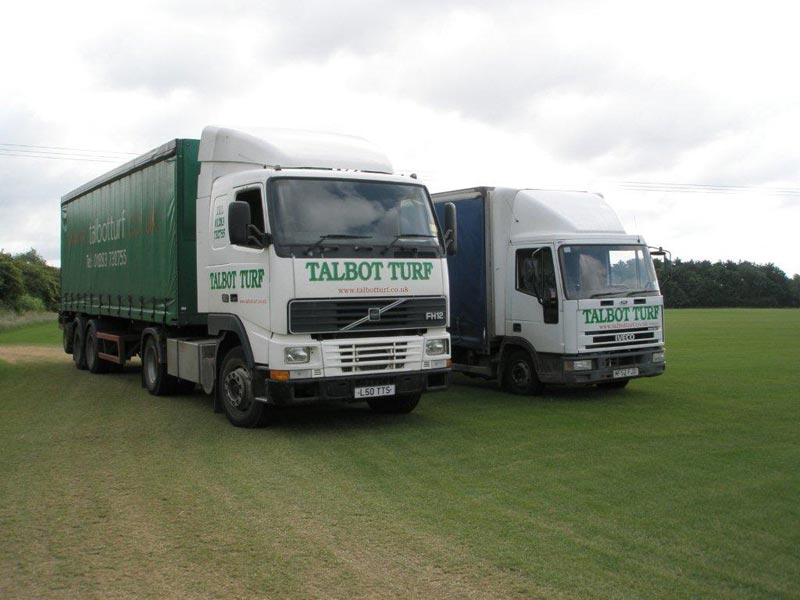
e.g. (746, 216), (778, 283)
(559, 244), (659, 299)
(268, 178), (442, 257)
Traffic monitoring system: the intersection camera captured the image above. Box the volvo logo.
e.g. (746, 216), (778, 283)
(340, 299), (408, 331)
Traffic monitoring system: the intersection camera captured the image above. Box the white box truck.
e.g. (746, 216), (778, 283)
(60, 127), (454, 426)
(432, 187), (665, 394)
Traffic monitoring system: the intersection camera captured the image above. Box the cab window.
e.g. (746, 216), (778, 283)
(516, 247), (557, 301)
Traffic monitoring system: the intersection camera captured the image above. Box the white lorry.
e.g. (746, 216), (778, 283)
(60, 127), (454, 426)
(432, 187), (665, 394)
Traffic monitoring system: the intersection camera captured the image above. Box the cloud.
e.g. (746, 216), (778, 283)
(82, 25), (245, 95)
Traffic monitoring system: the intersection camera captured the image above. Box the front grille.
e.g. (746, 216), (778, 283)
(289, 296), (446, 334)
(584, 326), (658, 350)
(323, 340), (423, 373)
(324, 341), (420, 374)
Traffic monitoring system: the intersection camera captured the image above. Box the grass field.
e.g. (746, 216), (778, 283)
(1, 309), (798, 599)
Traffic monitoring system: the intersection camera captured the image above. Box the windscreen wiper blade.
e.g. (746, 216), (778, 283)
(380, 233), (437, 255)
(589, 291), (627, 298)
(305, 234), (371, 255)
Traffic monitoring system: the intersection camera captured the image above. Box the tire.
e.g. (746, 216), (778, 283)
(62, 321), (74, 354)
(598, 379), (630, 390)
(72, 318), (88, 370)
(218, 347), (268, 428)
(367, 392), (422, 414)
(141, 335), (176, 396)
(502, 349), (544, 396)
(85, 320), (110, 374)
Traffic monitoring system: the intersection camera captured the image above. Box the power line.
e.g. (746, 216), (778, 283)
(0, 143), (139, 156)
(0, 150), (120, 164)
(0, 147), (137, 161)
(614, 180), (800, 197)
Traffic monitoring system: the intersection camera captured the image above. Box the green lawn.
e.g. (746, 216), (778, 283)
(0, 312), (59, 344)
(1, 309), (798, 598)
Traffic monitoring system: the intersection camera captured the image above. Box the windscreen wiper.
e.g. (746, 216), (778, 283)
(380, 234), (437, 255)
(305, 234), (371, 256)
(589, 290), (628, 298)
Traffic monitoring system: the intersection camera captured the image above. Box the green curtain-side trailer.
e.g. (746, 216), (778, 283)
(60, 139), (203, 326)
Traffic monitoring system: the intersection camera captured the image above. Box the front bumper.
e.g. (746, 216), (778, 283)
(558, 348), (665, 385)
(256, 368), (450, 405)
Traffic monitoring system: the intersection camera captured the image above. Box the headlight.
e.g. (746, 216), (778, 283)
(284, 346), (311, 364)
(565, 359), (593, 371)
(652, 351), (666, 363)
(425, 339), (448, 356)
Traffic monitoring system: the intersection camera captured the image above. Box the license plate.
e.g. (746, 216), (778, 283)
(613, 367), (639, 379)
(355, 384), (395, 399)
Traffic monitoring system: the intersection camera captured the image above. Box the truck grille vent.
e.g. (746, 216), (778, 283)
(323, 340), (422, 373)
(289, 296), (446, 334)
(585, 327), (658, 350)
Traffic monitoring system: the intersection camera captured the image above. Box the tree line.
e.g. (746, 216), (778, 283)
(0, 249), (60, 312)
(1, 249), (799, 312)
(654, 259), (800, 308)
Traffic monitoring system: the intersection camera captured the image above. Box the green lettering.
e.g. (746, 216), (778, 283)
(345, 262), (358, 281)
(423, 262), (433, 280)
(306, 262), (320, 282)
(372, 262), (383, 280)
(388, 262), (400, 280)
(319, 262), (333, 281)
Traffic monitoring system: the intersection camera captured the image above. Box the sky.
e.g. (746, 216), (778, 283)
(1, 0), (799, 275)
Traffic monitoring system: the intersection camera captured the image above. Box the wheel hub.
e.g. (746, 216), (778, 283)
(225, 368), (251, 410)
(511, 361), (531, 386)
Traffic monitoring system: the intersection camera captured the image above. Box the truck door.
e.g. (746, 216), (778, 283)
(508, 246), (563, 353)
(207, 184), (270, 329)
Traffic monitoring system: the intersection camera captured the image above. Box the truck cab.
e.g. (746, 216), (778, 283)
(195, 128), (453, 423)
(433, 187), (665, 394)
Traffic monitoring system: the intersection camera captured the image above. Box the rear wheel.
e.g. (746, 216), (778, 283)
(598, 379), (630, 390)
(218, 347), (268, 428)
(85, 320), (109, 374)
(62, 322), (74, 354)
(367, 392), (421, 414)
(72, 318), (87, 370)
(502, 350), (544, 395)
(141, 335), (175, 395)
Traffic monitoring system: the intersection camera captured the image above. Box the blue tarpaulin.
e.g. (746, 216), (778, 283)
(436, 197), (487, 351)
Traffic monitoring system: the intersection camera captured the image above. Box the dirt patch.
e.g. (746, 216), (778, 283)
(0, 345), (70, 365)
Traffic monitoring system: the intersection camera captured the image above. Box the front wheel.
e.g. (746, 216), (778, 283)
(367, 392), (421, 414)
(218, 347), (268, 428)
(502, 350), (544, 396)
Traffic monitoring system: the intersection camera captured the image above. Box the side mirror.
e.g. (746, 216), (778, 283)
(228, 201), (251, 246)
(444, 202), (457, 255)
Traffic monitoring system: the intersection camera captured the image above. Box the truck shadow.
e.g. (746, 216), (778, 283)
(107, 364), (638, 430)
(111, 363), (435, 431)
(450, 373), (640, 403)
